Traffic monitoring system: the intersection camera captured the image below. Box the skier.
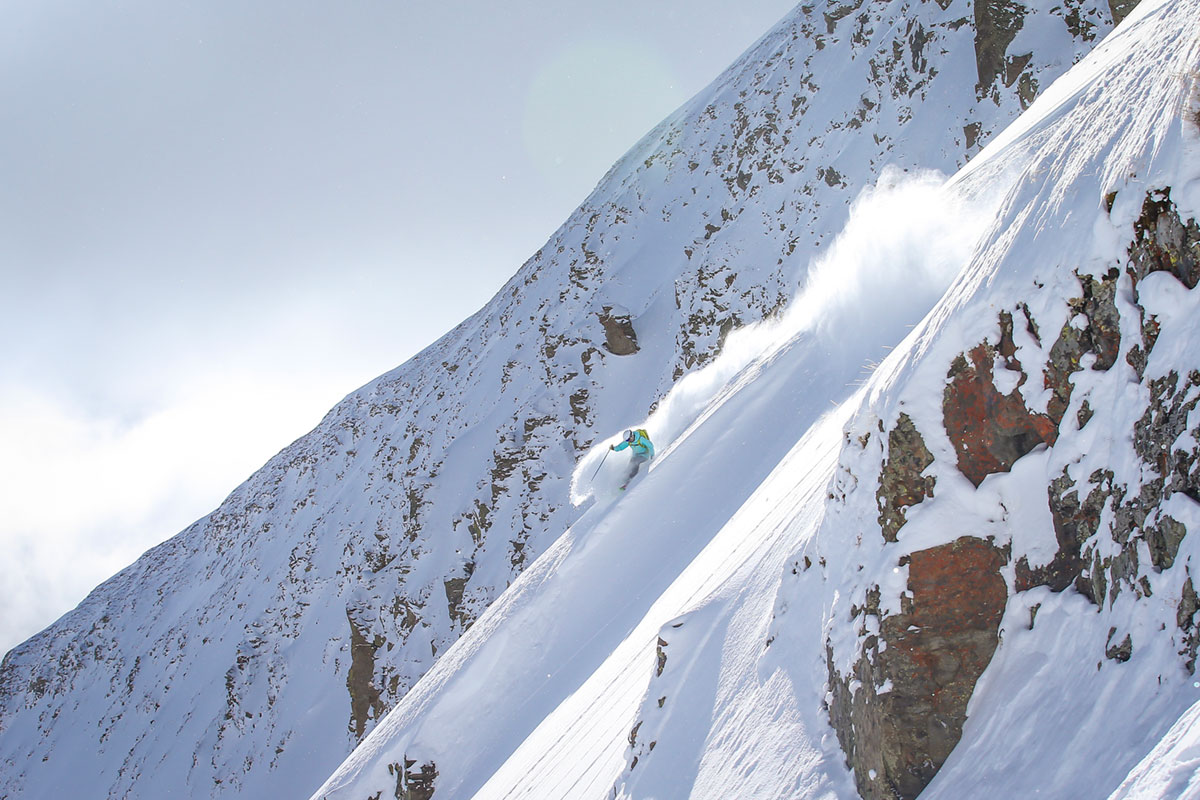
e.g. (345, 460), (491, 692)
(611, 428), (654, 490)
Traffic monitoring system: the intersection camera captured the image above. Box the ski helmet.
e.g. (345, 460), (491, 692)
(623, 429), (634, 442)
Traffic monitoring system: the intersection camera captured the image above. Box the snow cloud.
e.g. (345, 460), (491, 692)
(573, 168), (994, 504)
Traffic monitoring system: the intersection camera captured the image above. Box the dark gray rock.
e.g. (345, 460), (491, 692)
(876, 414), (936, 543)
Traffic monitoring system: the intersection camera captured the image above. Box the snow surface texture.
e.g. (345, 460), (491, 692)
(317, 1), (1200, 798)
(0, 0), (1141, 798)
(1106, 698), (1200, 800)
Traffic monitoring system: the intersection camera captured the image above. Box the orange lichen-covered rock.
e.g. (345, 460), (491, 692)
(943, 341), (1058, 487)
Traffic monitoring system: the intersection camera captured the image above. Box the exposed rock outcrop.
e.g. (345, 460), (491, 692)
(1016, 467), (1109, 593)
(876, 414), (936, 542)
(829, 537), (1007, 800)
(347, 609), (387, 741)
(1016, 197), (1200, 610)
(974, 0), (1028, 91)
(387, 759), (438, 800)
(1108, 0), (1140, 24)
(830, 188), (1200, 799)
(1179, 576), (1200, 672)
(943, 336), (1057, 487)
(597, 306), (640, 356)
(1044, 270), (1121, 421)
(1128, 188), (1200, 291)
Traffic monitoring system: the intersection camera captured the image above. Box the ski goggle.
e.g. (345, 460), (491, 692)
(624, 430), (635, 442)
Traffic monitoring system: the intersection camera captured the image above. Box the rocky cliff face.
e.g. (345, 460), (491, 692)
(828, 193), (1200, 799)
(817, 24), (1200, 793)
(0, 0), (1135, 797)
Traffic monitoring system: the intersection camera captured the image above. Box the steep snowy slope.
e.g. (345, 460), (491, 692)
(0, 0), (1129, 798)
(312, 171), (997, 798)
(315, 0), (1200, 798)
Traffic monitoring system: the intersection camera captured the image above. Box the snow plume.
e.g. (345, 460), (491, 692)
(572, 168), (995, 504)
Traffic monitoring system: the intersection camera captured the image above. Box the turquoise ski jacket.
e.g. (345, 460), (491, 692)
(614, 430), (654, 459)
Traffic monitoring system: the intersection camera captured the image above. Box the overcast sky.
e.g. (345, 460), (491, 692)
(0, 1), (798, 655)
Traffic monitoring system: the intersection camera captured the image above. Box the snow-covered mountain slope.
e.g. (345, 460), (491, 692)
(0, 0), (1136, 798)
(315, 1), (1200, 798)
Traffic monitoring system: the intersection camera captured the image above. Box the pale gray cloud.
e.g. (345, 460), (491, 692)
(0, 0), (798, 655)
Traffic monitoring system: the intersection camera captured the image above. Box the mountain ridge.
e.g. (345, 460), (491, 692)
(0, 0), (1141, 797)
(319, 0), (1200, 796)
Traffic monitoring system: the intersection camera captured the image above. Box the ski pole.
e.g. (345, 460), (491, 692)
(590, 447), (611, 481)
